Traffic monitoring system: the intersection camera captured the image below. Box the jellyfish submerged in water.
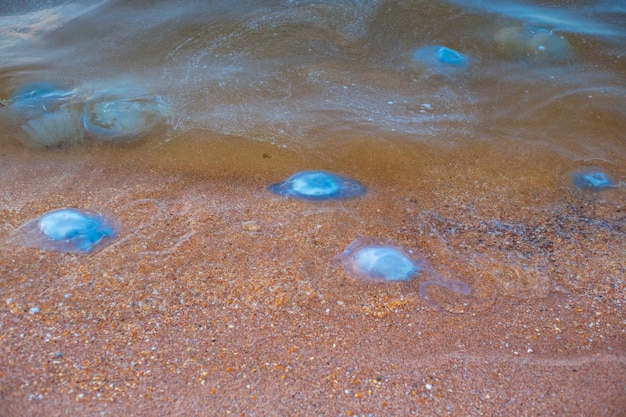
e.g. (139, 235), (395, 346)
(7, 82), (75, 115)
(82, 88), (171, 142)
(336, 237), (471, 311)
(572, 170), (616, 190)
(412, 45), (470, 74)
(269, 170), (366, 201)
(12, 208), (119, 254)
(1, 82), (84, 148)
(494, 26), (572, 63)
(1, 82), (171, 147)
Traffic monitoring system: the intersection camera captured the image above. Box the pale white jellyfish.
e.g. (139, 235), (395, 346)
(82, 88), (171, 142)
(1, 82), (84, 148)
(494, 26), (573, 63)
(336, 237), (471, 311)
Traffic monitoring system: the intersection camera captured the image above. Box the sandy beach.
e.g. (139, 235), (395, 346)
(1, 134), (624, 416)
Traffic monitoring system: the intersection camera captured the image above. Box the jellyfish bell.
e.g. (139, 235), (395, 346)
(494, 26), (572, 63)
(8, 82), (75, 114)
(82, 89), (171, 142)
(572, 169), (616, 190)
(336, 237), (471, 311)
(269, 170), (366, 201)
(0, 81), (84, 148)
(336, 239), (421, 283)
(11, 208), (119, 254)
(436, 47), (469, 66)
(412, 45), (470, 74)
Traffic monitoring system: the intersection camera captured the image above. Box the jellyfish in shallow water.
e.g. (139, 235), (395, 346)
(269, 170), (366, 201)
(336, 237), (471, 311)
(1, 82), (171, 147)
(82, 89), (171, 142)
(412, 45), (470, 74)
(494, 26), (572, 63)
(1, 82), (84, 148)
(8, 82), (74, 114)
(572, 170), (616, 190)
(12, 208), (119, 254)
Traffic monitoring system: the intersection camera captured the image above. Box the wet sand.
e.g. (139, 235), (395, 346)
(0, 135), (625, 416)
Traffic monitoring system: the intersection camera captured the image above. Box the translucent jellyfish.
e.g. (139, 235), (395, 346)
(412, 45), (470, 74)
(336, 237), (471, 311)
(82, 89), (171, 142)
(8, 82), (74, 115)
(572, 170), (616, 190)
(494, 26), (572, 63)
(1, 82), (84, 148)
(268, 170), (366, 201)
(12, 208), (119, 254)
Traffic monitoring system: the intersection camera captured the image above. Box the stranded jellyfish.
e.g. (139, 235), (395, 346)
(12, 208), (119, 254)
(82, 89), (171, 142)
(494, 26), (572, 63)
(336, 237), (471, 311)
(1, 82), (84, 148)
(572, 170), (616, 190)
(269, 170), (366, 201)
(412, 45), (470, 74)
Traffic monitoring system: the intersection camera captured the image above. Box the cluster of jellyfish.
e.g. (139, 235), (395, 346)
(11, 169), (472, 312)
(410, 23), (572, 76)
(268, 171), (472, 311)
(10, 165), (621, 312)
(0, 81), (171, 148)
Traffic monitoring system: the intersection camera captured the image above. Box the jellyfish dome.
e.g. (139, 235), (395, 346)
(268, 170), (366, 201)
(572, 170), (616, 190)
(412, 45), (470, 73)
(1, 82), (84, 148)
(336, 237), (471, 311)
(336, 238), (421, 283)
(82, 88), (171, 142)
(8, 82), (74, 115)
(494, 26), (572, 63)
(12, 208), (119, 254)
(350, 245), (419, 281)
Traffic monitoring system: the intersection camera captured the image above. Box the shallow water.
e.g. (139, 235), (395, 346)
(0, 0), (623, 153)
(0, 0), (624, 305)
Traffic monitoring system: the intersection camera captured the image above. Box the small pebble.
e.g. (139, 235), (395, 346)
(241, 221), (261, 232)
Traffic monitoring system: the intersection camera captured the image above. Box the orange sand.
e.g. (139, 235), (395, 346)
(1, 136), (624, 416)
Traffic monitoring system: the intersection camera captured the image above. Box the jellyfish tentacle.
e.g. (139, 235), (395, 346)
(419, 277), (472, 311)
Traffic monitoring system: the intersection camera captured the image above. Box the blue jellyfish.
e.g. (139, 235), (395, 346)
(412, 45), (470, 74)
(82, 89), (171, 141)
(2, 82), (83, 148)
(268, 170), (366, 201)
(572, 170), (615, 190)
(8, 82), (74, 115)
(13, 208), (119, 254)
(336, 237), (471, 311)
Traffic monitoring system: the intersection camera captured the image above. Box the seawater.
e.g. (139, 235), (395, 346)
(0, 0), (625, 315)
(0, 0), (624, 181)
